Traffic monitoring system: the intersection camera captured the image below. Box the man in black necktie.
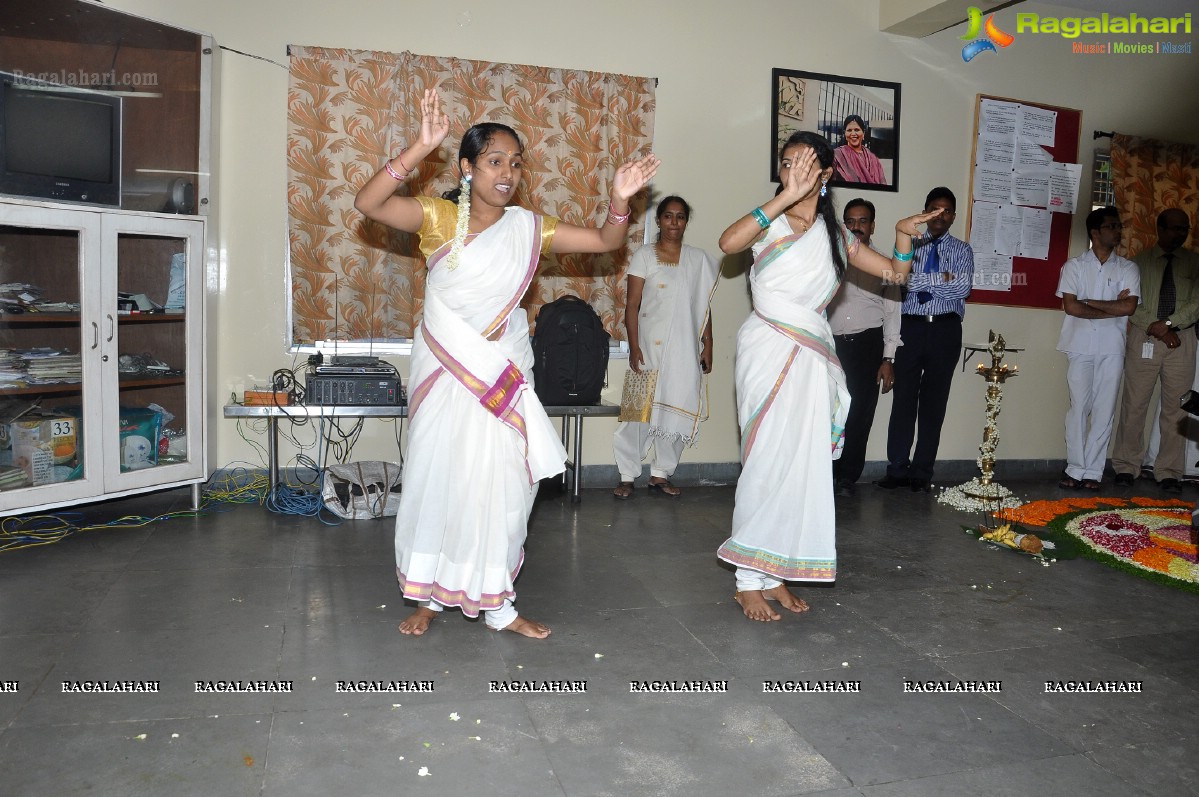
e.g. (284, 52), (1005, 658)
(1111, 208), (1199, 493)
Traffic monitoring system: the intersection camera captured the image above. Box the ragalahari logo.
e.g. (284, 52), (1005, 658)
(961, 6), (1015, 61)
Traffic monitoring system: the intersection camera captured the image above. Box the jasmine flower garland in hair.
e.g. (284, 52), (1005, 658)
(446, 173), (471, 271)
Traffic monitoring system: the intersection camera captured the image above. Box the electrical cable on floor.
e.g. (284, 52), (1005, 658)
(2, 461), (291, 553)
(0, 505), (205, 553)
(204, 466), (270, 505)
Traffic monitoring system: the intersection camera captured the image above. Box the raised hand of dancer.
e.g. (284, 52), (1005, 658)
(896, 207), (943, 238)
(353, 88), (450, 232)
(847, 207), (946, 281)
(718, 145), (826, 255)
(610, 153), (661, 204)
(554, 153), (662, 254)
(778, 146), (823, 205)
(412, 87), (451, 159)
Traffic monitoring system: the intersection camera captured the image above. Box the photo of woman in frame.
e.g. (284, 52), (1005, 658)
(771, 68), (901, 193)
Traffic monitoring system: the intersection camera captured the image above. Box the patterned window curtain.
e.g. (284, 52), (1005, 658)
(1110, 133), (1199, 256)
(286, 46), (656, 345)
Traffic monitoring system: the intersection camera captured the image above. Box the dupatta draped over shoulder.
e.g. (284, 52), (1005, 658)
(716, 216), (851, 583)
(396, 197), (566, 617)
(833, 145), (888, 185)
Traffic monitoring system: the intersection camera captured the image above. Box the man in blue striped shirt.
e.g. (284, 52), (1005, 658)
(877, 187), (974, 492)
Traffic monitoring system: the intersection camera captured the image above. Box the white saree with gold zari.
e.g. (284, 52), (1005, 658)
(395, 199), (566, 617)
(716, 216), (851, 583)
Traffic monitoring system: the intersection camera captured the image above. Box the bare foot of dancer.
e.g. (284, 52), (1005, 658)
(763, 584), (810, 614)
(398, 607), (437, 635)
(498, 615), (552, 639)
(734, 590), (781, 622)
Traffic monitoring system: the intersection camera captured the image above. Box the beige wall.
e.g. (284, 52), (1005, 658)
(103, 0), (1199, 473)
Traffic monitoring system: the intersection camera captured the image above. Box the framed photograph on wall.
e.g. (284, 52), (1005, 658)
(771, 68), (901, 192)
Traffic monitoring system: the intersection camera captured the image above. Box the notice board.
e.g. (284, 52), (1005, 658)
(965, 94), (1082, 310)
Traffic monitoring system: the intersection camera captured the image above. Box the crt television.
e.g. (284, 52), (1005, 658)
(0, 79), (122, 207)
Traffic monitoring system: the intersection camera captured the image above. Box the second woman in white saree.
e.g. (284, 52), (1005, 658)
(716, 131), (940, 623)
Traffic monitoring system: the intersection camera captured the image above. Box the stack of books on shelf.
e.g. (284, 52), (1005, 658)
(29, 301), (80, 313)
(0, 350), (26, 386)
(0, 281), (43, 311)
(21, 349), (82, 385)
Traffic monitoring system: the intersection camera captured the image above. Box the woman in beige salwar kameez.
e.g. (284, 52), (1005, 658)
(355, 89), (658, 638)
(716, 131), (939, 623)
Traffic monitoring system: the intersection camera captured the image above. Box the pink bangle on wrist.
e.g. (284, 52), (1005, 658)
(384, 148), (414, 181)
(384, 160), (408, 181)
(607, 206), (630, 225)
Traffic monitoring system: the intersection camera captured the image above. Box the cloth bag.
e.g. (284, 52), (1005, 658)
(321, 461), (403, 520)
(618, 368), (659, 423)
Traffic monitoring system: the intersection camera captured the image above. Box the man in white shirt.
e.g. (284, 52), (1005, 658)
(1055, 206), (1140, 490)
(828, 198), (902, 497)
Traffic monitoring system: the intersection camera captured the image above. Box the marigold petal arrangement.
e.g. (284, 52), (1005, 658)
(1006, 497), (1199, 593)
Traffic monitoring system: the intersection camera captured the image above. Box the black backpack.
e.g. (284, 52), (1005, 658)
(531, 295), (609, 405)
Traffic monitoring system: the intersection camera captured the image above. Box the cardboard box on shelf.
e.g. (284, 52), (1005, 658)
(243, 389), (290, 406)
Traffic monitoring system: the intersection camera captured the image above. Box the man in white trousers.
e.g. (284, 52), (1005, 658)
(1055, 206), (1139, 490)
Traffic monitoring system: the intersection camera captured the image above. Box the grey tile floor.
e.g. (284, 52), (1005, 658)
(0, 477), (1197, 796)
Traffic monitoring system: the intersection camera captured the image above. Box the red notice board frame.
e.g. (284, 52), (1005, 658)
(966, 94), (1082, 310)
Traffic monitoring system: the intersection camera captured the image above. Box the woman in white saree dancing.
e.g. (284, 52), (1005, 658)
(716, 132), (939, 622)
(355, 89), (659, 638)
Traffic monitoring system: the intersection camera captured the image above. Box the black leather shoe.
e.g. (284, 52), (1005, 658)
(1114, 473), (1135, 487)
(1159, 478), (1182, 494)
(910, 479), (931, 493)
(874, 475), (910, 490)
(834, 479), (855, 497)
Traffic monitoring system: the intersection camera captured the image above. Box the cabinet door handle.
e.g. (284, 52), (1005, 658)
(106, 314), (115, 342)
(92, 321), (100, 350)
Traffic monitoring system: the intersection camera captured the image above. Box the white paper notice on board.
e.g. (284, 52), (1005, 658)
(1015, 137), (1053, 171)
(979, 133), (1016, 168)
(973, 252), (1015, 292)
(974, 166), (1014, 204)
(1012, 173), (1050, 208)
(980, 99), (1020, 137)
(970, 201), (1000, 253)
(1019, 105), (1057, 146)
(1020, 207), (1052, 260)
(995, 204), (1024, 256)
(1048, 162), (1083, 213)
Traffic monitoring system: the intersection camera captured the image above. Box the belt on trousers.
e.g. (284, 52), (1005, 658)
(833, 327), (883, 340)
(903, 313), (960, 323)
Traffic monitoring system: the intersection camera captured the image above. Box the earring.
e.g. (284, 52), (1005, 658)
(464, 173), (472, 183)
(820, 178), (828, 198)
